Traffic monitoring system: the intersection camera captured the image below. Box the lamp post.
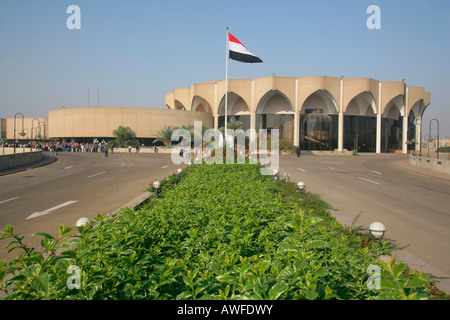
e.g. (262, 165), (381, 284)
(297, 181), (306, 198)
(38, 121), (46, 140)
(31, 118), (40, 141)
(429, 119), (440, 159)
(13, 112), (25, 154)
(153, 180), (161, 198)
(368, 221), (387, 242)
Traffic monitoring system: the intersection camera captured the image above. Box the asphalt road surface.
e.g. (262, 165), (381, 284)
(0, 151), (181, 262)
(279, 153), (450, 290)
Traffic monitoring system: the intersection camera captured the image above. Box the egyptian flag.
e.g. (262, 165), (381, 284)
(228, 33), (263, 63)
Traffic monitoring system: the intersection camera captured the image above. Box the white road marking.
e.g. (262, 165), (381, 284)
(358, 177), (381, 185)
(161, 165), (168, 168)
(0, 197), (19, 205)
(371, 171), (383, 175)
(297, 168), (307, 172)
(64, 166), (74, 170)
(87, 171), (106, 178)
(26, 200), (78, 220)
(327, 165), (335, 170)
(121, 162), (126, 167)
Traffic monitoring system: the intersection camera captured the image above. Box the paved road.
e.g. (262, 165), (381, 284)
(0, 151), (181, 262)
(279, 153), (450, 291)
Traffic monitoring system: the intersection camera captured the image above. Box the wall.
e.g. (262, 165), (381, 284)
(48, 107), (213, 138)
(409, 155), (450, 175)
(0, 150), (43, 170)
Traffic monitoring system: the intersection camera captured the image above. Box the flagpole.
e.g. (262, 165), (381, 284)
(225, 27), (229, 140)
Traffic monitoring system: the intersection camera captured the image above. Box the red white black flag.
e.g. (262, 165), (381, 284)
(228, 33), (263, 63)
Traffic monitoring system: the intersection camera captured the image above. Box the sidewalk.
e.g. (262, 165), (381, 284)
(0, 154), (57, 176)
(396, 159), (450, 181)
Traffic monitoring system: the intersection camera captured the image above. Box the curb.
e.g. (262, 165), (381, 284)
(111, 191), (152, 215)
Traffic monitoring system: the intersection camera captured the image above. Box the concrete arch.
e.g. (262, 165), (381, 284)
(174, 100), (186, 111)
(297, 76), (341, 113)
(345, 91), (377, 116)
(256, 90), (294, 114)
(301, 90), (338, 115)
(410, 100), (425, 120)
(218, 92), (250, 116)
(383, 95), (403, 119)
(406, 86), (426, 117)
(192, 96), (212, 113)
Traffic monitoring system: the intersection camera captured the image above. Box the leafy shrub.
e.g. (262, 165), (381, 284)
(0, 163), (433, 300)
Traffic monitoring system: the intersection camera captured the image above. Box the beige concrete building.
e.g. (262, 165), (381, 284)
(166, 75), (431, 153)
(47, 107), (212, 140)
(2, 75), (431, 153)
(2, 108), (212, 145)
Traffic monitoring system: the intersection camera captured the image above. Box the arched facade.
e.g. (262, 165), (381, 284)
(165, 75), (431, 153)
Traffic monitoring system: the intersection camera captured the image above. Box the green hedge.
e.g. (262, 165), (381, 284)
(1, 163), (432, 299)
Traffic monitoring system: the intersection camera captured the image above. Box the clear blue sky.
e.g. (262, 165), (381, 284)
(1, 0), (449, 137)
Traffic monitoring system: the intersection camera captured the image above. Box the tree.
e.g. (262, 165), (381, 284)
(108, 126), (140, 148)
(219, 117), (244, 135)
(154, 126), (178, 147)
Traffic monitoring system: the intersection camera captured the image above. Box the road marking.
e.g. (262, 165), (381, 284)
(0, 197), (19, 205)
(327, 165), (335, 170)
(161, 165), (168, 168)
(87, 171), (106, 178)
(297, 168), (307, 172)
(64, 166), (74, 170)
(26, 200), (78, 220)
(121, 162), (126, 167)
(358, 177), (381, 185)
(371, 171), (383, 175)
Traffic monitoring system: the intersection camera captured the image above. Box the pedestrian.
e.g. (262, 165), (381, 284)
(296, 146), (301, 158)
(128, 145), (131, 153)
(104, 146), (108, 157)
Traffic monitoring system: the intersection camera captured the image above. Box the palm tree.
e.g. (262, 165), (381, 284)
(154, 126), (178, 147)
(108, 126), (140, 148)
(219, 117), (244, 135)
(218, 117), (245, 150)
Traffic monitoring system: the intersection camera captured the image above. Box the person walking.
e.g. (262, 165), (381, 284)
(296, 146), (301, 158)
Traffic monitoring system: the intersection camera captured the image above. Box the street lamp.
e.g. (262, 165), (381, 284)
(368, 222), (387, 241)
(13, 112), (25, 154)
(76, 217), (91, 227)
(429, 119), (440, 159)
(297, 181), (306, 198)
(153, 180), (161, 198)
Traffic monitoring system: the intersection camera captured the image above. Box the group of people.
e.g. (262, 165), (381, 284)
(43, 141), (109, 154)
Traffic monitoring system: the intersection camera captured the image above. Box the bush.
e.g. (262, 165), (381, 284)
(0, 163), (433, 300)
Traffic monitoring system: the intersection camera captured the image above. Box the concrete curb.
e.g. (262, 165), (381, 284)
(111, 191), (152, 215)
